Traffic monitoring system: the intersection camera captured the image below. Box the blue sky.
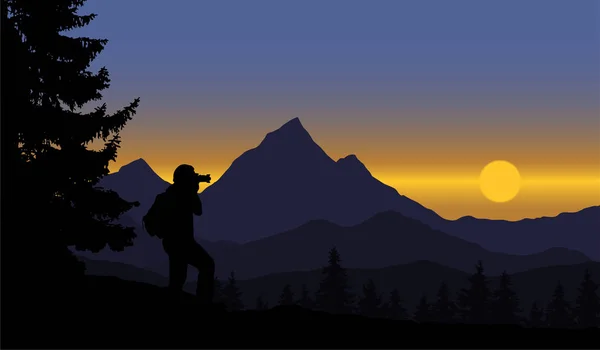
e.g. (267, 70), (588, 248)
(78, 0), (599, 113)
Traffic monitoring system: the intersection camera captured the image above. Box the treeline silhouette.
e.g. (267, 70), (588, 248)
(213, 247), (600, 329)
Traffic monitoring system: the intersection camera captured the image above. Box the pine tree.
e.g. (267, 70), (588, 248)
(256, 295), (269, 310)
(222, 271), (244, 311)
(574, 269), (599, 328)
(4, 0), (140, 297)
(213, 277), (225, 304)
(546, 281), (573, 328)
(315, 247), (353, 314)
(491, 271), (521, 325)
(297, 284), (314, 309)
(414, 294), (432, 323)
(431, 281), (457, 324)
(358, 279), (382, 318)
(529, 301), (544, 328)
(279, 284), (295, 306)
(384, 288), (408, 320)
(458, 261), (491, 324)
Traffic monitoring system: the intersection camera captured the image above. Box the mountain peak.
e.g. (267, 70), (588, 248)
(258, 117), (321, 152)
(281, 117), (302, 129)
(265, 117), (307, 137)
(118, 158), (158, 178)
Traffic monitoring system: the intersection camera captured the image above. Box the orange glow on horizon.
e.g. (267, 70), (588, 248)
(107, 107), (599, 221)
(108, 159), (600, 221)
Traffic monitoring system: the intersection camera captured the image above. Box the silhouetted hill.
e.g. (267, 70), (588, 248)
(80, 256), (167, 287)
(7, 275), (595, 348)
(79, 256), (600, 317)
(207, 261), (600, 315)
(224, 260), (470, 313)
(81, 211), (590, 280)
(99, 118), (600, 260)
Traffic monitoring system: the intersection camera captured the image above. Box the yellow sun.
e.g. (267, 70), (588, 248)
(479, 160), (521, 203)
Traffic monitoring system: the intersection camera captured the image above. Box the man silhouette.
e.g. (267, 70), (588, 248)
(161, 164), (215, 305)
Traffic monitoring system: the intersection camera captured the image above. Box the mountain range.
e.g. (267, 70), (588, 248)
(79, 210), (591, 280)
(96, 117), (599, 262)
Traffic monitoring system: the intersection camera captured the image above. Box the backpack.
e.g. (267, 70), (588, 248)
(142, 192), (171, 239)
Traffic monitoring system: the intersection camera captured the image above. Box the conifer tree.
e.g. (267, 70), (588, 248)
(414, 294), (432, 323)
(358, 279), (382, 318)
(213, 277), (225, 304)
(458, 261), (491, 324)
(297, 284), (314, 309)
(4, 0), (141, 297)
(491, 271), (521, 325)
(315, 247), (353, 314)
(222, 271), (244, 311)
(384, 288), (408, 320)
(256, 295), (269, 310)
(529, 301), (544, 328)
(279, 284), (295, 306)
(431, 281), (457, 324)
(546, 281), (572, 328)
(574, 269), (599, 328)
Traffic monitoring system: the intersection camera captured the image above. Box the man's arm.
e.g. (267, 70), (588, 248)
(191, 193), (202, 216)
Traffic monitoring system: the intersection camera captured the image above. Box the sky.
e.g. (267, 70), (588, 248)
(76, 0), (599, 220)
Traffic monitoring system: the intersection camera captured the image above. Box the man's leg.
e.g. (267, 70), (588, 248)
(163, 239), (188, 295)
(167, 253), (188, 298)
(186, 241), (215, 305)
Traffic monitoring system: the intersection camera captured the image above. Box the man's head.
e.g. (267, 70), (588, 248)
(173, 164), (197, 185)
(173, 164), (211, 186)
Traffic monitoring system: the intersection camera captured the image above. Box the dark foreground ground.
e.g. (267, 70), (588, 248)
(4, 276), (599, 349)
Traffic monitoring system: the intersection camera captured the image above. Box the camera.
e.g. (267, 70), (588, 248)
(196, 173), (211, 183)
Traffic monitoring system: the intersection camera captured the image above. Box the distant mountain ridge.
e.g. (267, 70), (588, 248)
(97, 118), (600, 260)
(80, 210), (591, 280)
(100, 158), (169, 221)
(196, 210), (590, 279)
(442, 205), (600, 258)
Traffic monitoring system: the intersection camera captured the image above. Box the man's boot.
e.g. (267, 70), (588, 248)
(196, 275), (227, 312)
(195, 277), (212, 304)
